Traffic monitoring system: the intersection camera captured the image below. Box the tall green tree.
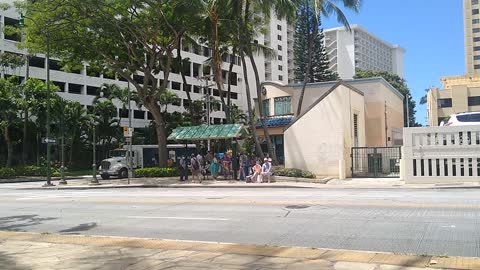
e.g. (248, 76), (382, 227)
(296, 0), (361, 116)
(354, 69), (419, 127)
(19, 0), (201, 167)
(294, 2), (338, 82)
(0, 77), (22, 167)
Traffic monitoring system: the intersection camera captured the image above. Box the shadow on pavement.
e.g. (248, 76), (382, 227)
(59, 222), (97, 234)
(0, 215), (56, 231)
(0, 251), (31, 270)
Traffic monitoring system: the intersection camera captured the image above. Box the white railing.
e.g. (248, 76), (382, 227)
(403, 126), (480, 183)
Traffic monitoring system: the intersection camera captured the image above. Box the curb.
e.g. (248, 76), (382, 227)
(16, 183), (316, 190)
(0, 231), (478, 269)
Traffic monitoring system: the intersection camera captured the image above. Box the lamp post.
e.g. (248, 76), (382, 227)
(127, 81), (132, 184)
(58, 101), (67, 185)
(406, 93), (410, 128)
(20, 14), (54, 187)
(197, 75), (215, 151)
(90, 115), (99, 185)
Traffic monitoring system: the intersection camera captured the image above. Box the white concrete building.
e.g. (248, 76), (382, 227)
(0, 5), (291, 128)
(464, 0), (480, 74)
(324, 25), (405, 80)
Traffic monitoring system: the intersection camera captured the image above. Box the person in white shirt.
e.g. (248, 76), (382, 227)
(261, 157), (272, 183)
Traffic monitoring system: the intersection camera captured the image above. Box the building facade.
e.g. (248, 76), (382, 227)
(0, 5), (291, 129)
(464, 0), (480, 74)
(323, 25), (405, 80)
(427, 75), (480, 126)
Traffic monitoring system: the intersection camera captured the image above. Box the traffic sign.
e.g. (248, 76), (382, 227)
(123, 127), (133, 137)
(42, 137), (57, 144)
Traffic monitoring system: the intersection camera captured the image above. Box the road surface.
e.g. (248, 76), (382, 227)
(1, 185), (480, 257)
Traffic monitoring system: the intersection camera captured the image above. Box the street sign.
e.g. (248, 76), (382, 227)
(42, 137), (57, 144)
(123, 127), (133, 137)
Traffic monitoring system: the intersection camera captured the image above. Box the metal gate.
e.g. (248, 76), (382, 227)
(351, 147), (401, 178)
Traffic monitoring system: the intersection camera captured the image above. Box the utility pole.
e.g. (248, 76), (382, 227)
(59, 102), (67, 185)
(90, 116), (99, 185)
(406, 93), (410, 128)
(127, 81), (132, 184)
(43, 32), (53, 187)
(384, 101), (388, 147)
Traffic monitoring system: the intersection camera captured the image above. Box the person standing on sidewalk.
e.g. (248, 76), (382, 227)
(179, 156), (188, 181)
(261, 157), (272, 183)
(238, 152), (248, 181)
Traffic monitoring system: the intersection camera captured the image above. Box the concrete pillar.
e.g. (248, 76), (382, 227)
(339, 159), (346, 180)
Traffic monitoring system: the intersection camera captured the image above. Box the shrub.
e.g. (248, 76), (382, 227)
(275, 168), (316, 179)
(14, 166), (60, 177)
(0, 167), (15, 179)
(134, 167), (179, 178)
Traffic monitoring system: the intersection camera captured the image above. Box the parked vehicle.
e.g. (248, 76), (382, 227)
(99, 144), (196, 179)
(441, 111), (480, 126)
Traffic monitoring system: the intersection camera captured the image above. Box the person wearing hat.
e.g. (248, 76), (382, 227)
(261, 157), (272, 183)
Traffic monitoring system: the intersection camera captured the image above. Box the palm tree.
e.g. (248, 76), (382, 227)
(296, 0), (361, 116)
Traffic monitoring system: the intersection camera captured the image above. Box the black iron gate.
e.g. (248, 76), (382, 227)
(351, 147), (401, 178)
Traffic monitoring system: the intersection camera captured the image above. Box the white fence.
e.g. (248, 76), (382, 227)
(403, 126), (480, 183)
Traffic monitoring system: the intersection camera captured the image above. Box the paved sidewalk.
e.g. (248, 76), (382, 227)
(1, 231), (477, 270)
(3, 175), (480, 190)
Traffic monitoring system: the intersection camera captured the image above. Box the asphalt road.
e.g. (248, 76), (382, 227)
(1, 185), (480, 257)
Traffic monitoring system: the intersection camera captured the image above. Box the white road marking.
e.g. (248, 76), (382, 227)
(127, 216), (229, 221)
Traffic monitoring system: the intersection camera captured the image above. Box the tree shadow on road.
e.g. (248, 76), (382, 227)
(0, 251), (32, 270)
(59, 222), (97, 234)
(0, 215), (56, 231)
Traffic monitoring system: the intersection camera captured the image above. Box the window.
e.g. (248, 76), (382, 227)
(134, 110), (145, 119)
(475, 64), (480, 69)
(278, 75), (283, 81)
(438, 98), (452, 108)
(147, 112), (154, 120)
(278, 55), (283, 61)
(474, 46), (480, 51)
(119, 109), (129, 118)
(274, 96), (291, 115)
(468, 96), (480, 106)
(473, 0), (479, 5)
(262, 99), (270, 116)
(171, 81), (181, 90)
(473, 28), (480, 33)
(86, 86), (99, 96)
(277, 24), (282, 30)
(353, 114), (359, 147)
(457, 113), (480, 122)
(475, 55), (480, 60)
(474, 37), (480, 42)
(277, 35), (282, 40)
(474, 19), (480, 24)
(278, 45), (282, 51)
(229, 72), (238, 86)
(68, 84), (83, 94)
(29, 56), (45, 68)
(193, 85), (201, 93)
(473, 9), (479, 15)
(193, 63), (201, 77)
(53, 81), (65, 92)
(278, 65), (283, 71)
(230, 92), (238, 100)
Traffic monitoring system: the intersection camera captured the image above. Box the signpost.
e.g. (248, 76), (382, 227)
(42, 137), (57, 144)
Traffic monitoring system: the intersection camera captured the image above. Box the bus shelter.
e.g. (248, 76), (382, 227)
(167, 124), (246, 179)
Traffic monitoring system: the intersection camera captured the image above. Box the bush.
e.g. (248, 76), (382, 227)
(275, 168), (316, 179)
(14, 166), (60, 177)
(0, 167), (15, 179)
(134, 167), (179, 178)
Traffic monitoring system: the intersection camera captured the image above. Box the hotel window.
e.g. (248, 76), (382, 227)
(278, 65), (283, 71)
(474, 19), (480, 24)
(277, 35), (282, 40)
(473, 28), (480, 33)
(475, 64), (480, 69)
(277, 24), (282, 30)
(438, 98), (452, 108)
(474, 37), (480, 42)
(262, 99), (270, 116)
(473, 9), (479, 15)
(475, 55), (480, 60)
(473, 0), (479, 5)
(468, 96), (480, 106)
(278, 55), (283, 61)
(274, 96), (291, 115)
(278, 75), (283, 81)
(278, 45), (282, 51)
(474, 46), (480, 51)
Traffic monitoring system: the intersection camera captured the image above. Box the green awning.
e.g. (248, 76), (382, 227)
(168, 124), (245, 141)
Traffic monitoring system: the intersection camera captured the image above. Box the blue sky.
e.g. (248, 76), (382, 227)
(321, 0), (464, 125)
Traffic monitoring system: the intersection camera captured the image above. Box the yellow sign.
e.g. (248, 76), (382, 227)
(123, 127), (132, 137)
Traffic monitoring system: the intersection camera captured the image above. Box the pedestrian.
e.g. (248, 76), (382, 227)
(247, 159), (262, 183)
(261, 157), (272, 183)
(222, 152), (232, 179)
(179, 156), (188, 181)
(205, 151), (213, 164)
(190, 154), (201, 183)
(210, 153), (220, 180)
(238, 152), (248, 181)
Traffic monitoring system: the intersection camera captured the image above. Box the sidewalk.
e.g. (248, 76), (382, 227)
(7, 175), (480, 190)
(0, 231), (477, 269)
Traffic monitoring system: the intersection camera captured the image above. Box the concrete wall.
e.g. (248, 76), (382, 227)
(284, 85), (365, 177)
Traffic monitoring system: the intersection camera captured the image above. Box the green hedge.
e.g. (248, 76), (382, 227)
(0, 167), (15, 179)
(14, 166), (60, 177)
(275, 168), (316, 179)
(134, 167), (179, 178)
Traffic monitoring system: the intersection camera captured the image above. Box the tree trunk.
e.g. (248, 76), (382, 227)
(296, 1), (317, 116)
(146, 101), (168, 167)
(246, 50), (277, 164)
(210, 16), (230, 123)
(3, 126), (13, 167)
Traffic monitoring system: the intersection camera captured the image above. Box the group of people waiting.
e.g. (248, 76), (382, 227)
(178, 151), (273, 183)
